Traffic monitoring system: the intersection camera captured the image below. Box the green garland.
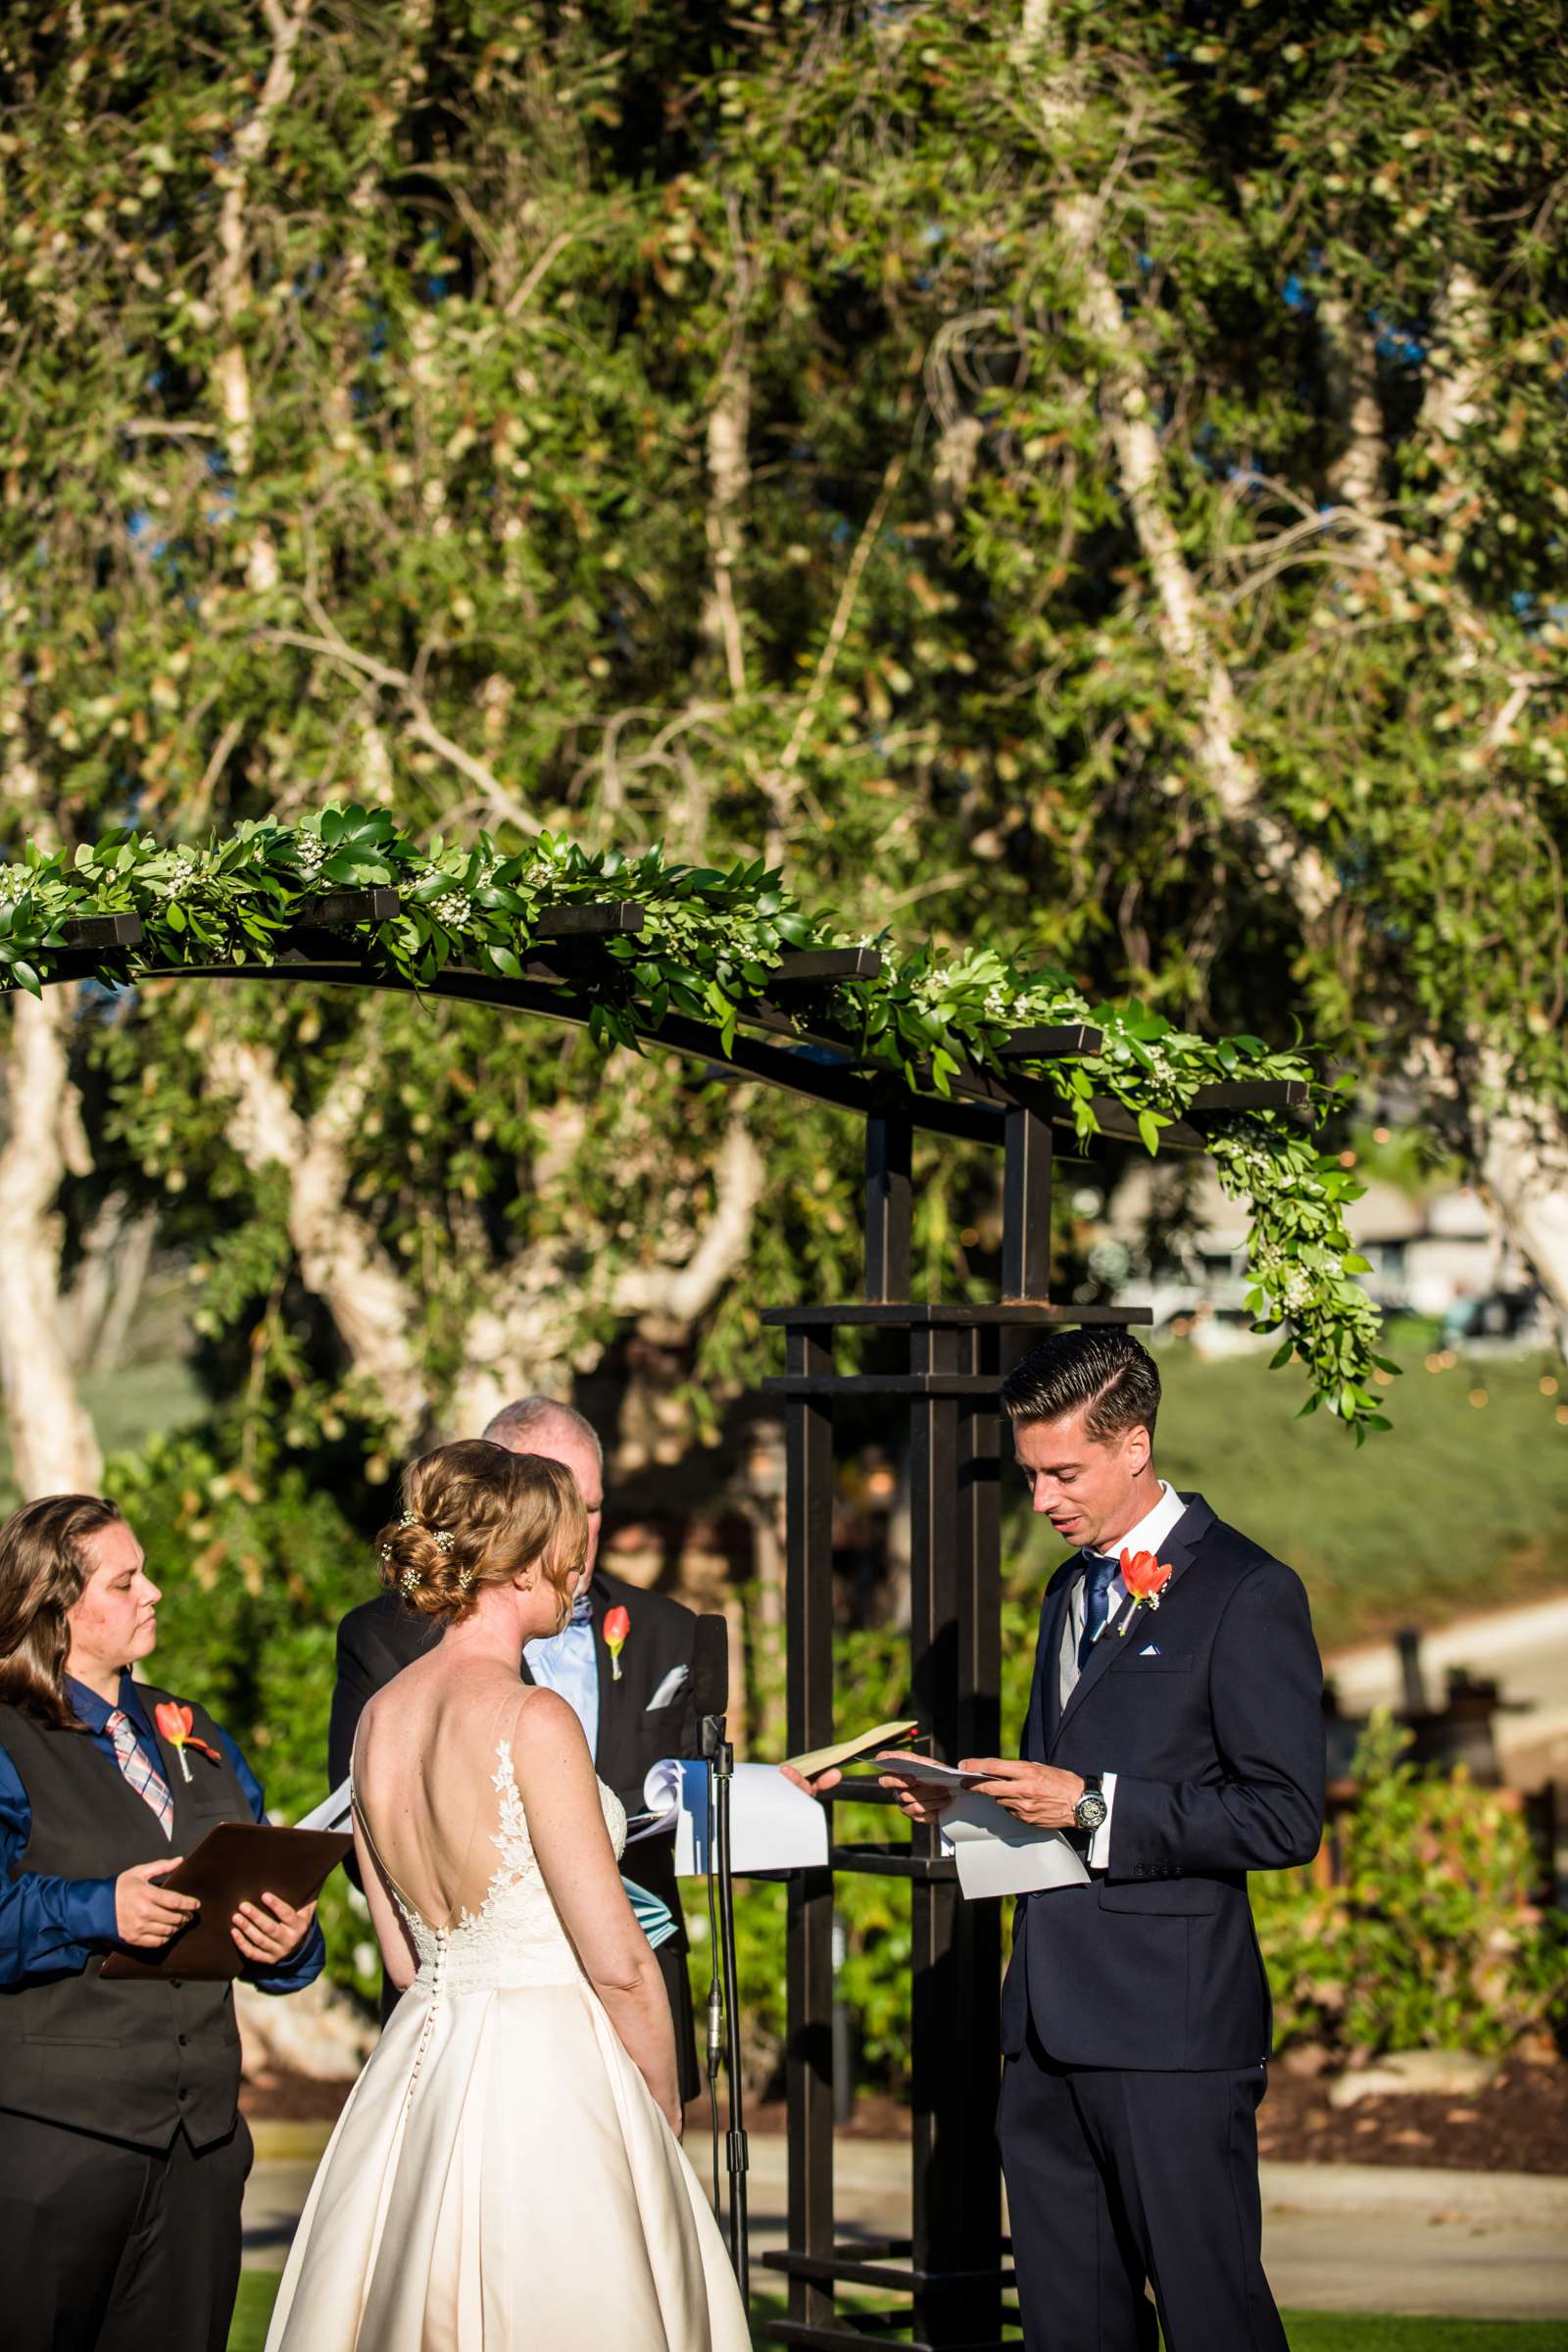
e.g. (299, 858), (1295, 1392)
(0, 806), (1390, 1436)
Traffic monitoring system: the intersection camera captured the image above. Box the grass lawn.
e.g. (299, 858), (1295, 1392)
(228, 2273), (1565, 2351)
(1011, 1334), (1568, 1652)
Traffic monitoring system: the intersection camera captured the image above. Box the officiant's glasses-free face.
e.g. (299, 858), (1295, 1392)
(67, 1520), (162, 1678)
(1012, 1408), (1153, 1553)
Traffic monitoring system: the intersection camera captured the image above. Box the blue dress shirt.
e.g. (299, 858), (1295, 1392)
(523, 1594), (600, 1755)
(0, 1673), (326, 1995)
(521, 1597), (675, 1953)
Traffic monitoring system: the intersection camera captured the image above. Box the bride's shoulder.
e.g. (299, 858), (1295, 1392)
(507, 1685), (594, 1778)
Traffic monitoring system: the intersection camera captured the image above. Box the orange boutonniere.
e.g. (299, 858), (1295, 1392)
(153, 1700), (222, 1784)
(603, 1604), (630, 1682)
(1116, 1549), (1174, 1636)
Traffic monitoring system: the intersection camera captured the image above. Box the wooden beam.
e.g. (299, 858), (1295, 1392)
(532, 902), (645, 938)
(767, 948), (884, 987)
(760, 1302), (1152, 1329)
(996, 1023), (1103, 1057)
(1186, 1079), (1310, 1113)
(58, 912), (144, 951)
(298, 887), (401, 928)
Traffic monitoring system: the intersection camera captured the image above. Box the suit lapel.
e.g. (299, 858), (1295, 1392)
(588, 1575), (615, 1777)
(1050, 1494), (1213, 1752)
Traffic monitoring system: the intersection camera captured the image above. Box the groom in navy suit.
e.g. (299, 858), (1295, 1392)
(891, 1328), (1325, 2352)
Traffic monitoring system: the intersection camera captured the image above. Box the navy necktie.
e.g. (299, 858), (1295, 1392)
(1077, 1553), (1119, 1671)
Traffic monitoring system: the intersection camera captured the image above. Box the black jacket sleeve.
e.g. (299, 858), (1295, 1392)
(328, 1606), (389, 1891)
(1108, 1559), (1326, 1877)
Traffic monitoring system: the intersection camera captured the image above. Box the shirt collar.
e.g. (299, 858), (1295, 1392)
(1094, 1479), (1187, 1566)
(63, 1670), (145, 1735)
(531, 1594), (593, 1651)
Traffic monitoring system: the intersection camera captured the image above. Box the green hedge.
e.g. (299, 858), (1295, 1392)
(1255, 1717), (1568, 2058)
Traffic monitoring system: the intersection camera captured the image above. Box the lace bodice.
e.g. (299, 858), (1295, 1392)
(386, 1740), (627, 1999)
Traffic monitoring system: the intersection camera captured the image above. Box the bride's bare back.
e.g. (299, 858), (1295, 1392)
(353, 1644), (682, 2131)
(353, 1651), (533, 1933)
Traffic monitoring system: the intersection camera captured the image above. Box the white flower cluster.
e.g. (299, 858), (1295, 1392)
(295, 833), (327, 880)
(909, 964), (958, 1008)
(1250, 1243), (1316, 1320)
(434, 891), (471, 928)
(163, 858), (199, 901)
(1211, 1133), (1283, 1192)
(1278, 1268), (1315, 1315)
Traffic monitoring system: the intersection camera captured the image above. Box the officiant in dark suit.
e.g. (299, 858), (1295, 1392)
(329, 1396), (705, 2101)
(890, 1329), (1325, 2352)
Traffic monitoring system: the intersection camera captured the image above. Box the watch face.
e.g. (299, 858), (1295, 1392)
(1075, 1791), (1108, 1833)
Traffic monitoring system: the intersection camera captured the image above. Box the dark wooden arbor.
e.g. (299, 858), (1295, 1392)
(46, 891), (1304, 2349)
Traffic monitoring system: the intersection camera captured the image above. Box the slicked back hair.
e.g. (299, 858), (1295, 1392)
(480, 1395), (604, 1468)
(1001, 1329), (1160, 1446)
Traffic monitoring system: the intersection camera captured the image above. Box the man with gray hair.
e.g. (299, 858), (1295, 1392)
(328, 1396), (705, 2103)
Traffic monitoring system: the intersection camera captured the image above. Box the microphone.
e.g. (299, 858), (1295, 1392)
(690, 1610), (729, 1725)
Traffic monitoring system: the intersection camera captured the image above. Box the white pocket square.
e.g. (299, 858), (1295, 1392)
(646, 1665), (689, 1710)
(1139, 1643), (1160, 1657)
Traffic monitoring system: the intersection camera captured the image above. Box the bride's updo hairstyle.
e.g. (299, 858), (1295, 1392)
(376, 1440), (588, 1629)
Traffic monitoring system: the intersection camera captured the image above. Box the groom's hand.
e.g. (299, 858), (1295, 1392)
(880, 1775), (955, 1825)
(962, 1759), (1084, 1830)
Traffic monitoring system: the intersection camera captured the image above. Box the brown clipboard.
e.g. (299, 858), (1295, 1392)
(100, 1822), (352, 1982)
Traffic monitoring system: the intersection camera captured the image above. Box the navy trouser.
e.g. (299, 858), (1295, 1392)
(998, 2022), (1289, 2352)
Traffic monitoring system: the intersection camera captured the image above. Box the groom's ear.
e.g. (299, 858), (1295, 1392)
(1122, 1420), (1152, 1477)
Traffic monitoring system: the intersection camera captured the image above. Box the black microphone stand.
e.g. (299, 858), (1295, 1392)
(701, 1708), (749, 2302)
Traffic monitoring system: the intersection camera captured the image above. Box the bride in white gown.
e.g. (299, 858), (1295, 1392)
(266, 1441), (750, 2352)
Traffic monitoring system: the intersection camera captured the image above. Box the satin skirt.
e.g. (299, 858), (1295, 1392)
(264, 1977), (750, 2351)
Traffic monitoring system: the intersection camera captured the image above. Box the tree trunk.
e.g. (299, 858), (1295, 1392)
(1471, 1051), (1568, 1357)
(0, 992), (104, 1494)
(1318, 292), (1386, 548)
(208, 1039), (431, 1441)
(62, 1194), (159, 1376)
(1051, 186), (1339, 921)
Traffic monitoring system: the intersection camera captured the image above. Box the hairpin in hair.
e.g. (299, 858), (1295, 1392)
(457, 1566), (474, 1592)
(400, 1563), (422, 1594)
(434, 1529), (455, 1555)
(399, 1508), (418, 1529)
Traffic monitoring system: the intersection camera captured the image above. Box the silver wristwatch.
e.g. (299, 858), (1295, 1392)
(1073, 1774), (1108, 1835)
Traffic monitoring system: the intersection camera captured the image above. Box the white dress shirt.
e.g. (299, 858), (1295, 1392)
(1063, 1480), (1189, 1868)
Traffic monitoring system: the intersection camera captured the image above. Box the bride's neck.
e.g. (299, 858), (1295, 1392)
(441, 1591), (528, 1664)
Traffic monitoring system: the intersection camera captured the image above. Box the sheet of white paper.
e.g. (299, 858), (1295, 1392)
(295, 1776), (354, 1834)
(634, 1758), (828, 1875)
(941, 1792), (1091, 1899)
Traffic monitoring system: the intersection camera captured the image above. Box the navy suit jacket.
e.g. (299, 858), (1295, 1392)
(1000, 1494), (1325, 2072)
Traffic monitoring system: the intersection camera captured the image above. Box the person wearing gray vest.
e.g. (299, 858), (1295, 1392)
(0, 1493), (325, 2352)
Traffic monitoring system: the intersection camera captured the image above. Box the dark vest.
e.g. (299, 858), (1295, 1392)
(0, 1685), (252, 2148)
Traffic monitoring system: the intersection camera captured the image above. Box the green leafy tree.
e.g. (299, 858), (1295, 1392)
(1, 0), (1564, 1524)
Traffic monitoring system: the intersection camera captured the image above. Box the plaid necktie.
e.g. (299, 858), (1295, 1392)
(106, 1707), (174, 1840)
